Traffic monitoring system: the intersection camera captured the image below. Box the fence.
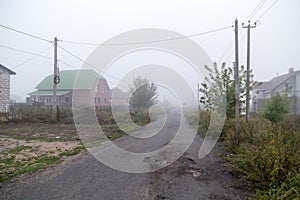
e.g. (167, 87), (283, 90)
(0, 103), (114, 123)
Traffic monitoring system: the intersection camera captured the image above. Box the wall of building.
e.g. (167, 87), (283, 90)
(94, 78), (111, 107)
(0, 68), (10, 112)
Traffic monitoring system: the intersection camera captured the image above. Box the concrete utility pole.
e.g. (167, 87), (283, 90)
(242, 21), (256, 122)
(52, 37), (58, 121)
(234, 19), (240, 138)
(197, 83), (200, 110)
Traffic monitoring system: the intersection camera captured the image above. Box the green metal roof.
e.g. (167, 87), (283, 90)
(36, 69), (99, 90)
(28, 90), (71, 96)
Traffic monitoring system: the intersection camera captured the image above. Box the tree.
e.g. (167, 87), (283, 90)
(129, 76), (158, 109)
(199, 62), (253, 119)
(262, 92), (291, 123)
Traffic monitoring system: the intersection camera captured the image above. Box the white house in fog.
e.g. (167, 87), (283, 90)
(0, 64), (16, 112)
(252, 68), (300, 114)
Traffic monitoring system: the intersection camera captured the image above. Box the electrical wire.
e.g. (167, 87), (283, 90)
(58, 59), (119, 86)
(12, 45), (53, 69)
(60, 25), (233, 46)
(0, 24), (52, 43)
(244, 0), (268, 22)
(0, 43), (53, 60)
(58, 59), (79, 69)
(58, 45), (122, 81)
(256, 0), (280, 21)
(219, 0), (272, 64)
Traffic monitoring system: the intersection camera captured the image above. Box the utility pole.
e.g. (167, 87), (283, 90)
(197, 83), (200, 110)
(52, 37), (58, 121)
(242, 21), (256, 122)
(234, 19), (240, 139)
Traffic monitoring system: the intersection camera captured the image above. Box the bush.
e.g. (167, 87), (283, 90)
(224, 116), (300, 198)
(262, 92), (291, 123)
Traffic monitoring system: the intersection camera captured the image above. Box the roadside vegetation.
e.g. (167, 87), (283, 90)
(193, 62), (300, 199)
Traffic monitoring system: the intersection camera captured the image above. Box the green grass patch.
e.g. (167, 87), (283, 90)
(109, 133), (125, 140)
(59, 146), (85, 157)
(6, 145), (32, 154)
(0, 153), (61, 182)
(0, 144), (85, 182)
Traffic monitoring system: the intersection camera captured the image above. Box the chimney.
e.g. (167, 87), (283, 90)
(289, 68), (294, 75)
(289, 67), (294, 75)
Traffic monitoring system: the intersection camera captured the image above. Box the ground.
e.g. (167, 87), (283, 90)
(0, 122), (83, 182)
(0, 111), (253, 199)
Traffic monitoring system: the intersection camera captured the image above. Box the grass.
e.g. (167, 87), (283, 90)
(108, 133), (125, 140)
(0, 144), (85, 182)
(59, 145), (85, 157)
(0, 153), (62, 182)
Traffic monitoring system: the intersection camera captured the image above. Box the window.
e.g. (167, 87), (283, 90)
(104, 98), (107, 104)
(102, 88), (105, 93)
(98, 97), (100, 104)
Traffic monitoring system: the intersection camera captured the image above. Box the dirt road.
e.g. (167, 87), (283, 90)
(0, 109), (252, 199)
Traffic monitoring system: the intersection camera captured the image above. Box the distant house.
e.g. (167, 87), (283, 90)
(0, 64), (16, 112)
(28, 69), (111, 108)
(110, 87), (130, 108)
(252, 68), (300, 114)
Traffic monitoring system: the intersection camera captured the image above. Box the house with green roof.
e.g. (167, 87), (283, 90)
(28, 69), (111, 107)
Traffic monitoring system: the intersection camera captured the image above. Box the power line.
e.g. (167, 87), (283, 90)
(0, 24), (52, 43)
(256, 0), (280, 21)
(0, 43), (53, 60)
(58, 59), (119, 86)
(219, 0), (270, 63)
(13, 45), (53, 69)
(60, 25), (233, 46)
(58, 59), (79, 69)
(57, 45), (122, 81)
(245, 0), (268, 22)
(218, 27), (246, 63)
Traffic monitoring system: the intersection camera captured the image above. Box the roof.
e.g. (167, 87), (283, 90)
(110, 87), (130, 99)
(28, 90), (71, 96)
(0, 64), (16, 75)
(36, 69), (101, 90)
(256, 70), (298, 91)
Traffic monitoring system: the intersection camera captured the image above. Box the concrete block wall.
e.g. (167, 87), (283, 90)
(0, 68), (10, 112)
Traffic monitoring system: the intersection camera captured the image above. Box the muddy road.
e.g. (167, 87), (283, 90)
(0, 109), (251, 199)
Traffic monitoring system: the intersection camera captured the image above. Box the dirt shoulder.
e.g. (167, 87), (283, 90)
(0, 122), (84, 183)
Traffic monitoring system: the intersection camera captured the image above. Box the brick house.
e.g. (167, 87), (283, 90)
(0, 64), (16, 112)
(28, 69), (111, 108)
(252, 68), (300, 114)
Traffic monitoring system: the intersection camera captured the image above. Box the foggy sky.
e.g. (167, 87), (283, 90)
(0, 0), (299, 101)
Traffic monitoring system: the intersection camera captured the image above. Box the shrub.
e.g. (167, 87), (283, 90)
(262, 92), (291, 123)
(224, 116), (300, 198)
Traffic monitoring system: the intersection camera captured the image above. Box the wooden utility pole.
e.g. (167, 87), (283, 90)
(242, 21), (256, 122)
(52, 37), (58, 121)
(234, 19), (240, 137)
